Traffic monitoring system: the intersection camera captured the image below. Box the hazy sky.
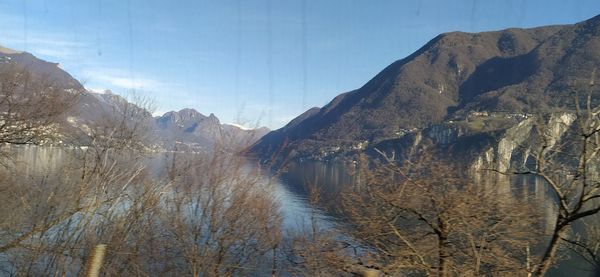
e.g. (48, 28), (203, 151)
(0, 1), (599, 128)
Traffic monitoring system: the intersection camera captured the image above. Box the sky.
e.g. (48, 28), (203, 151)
(0, 1), (599, 129)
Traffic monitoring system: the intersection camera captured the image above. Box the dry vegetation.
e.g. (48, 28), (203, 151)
(516, 81), (600, 276)
(1, 62), (599, 277)
(277, 79), (600, 277)
(0, 66), (81, 151)
(0, 67), (283, 276)
(291, 154), (543, 277)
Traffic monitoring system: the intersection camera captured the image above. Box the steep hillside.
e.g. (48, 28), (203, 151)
(250, 14), (600, 163)
(0, 45), (82, 90)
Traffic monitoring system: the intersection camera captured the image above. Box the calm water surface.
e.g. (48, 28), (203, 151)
(6, 145), (597, 276)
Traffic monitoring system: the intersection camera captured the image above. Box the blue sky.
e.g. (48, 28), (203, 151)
(0, 1), (599, 128)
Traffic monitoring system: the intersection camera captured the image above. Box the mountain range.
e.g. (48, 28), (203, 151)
(249, 14), (600, 166)
(0, 45), (269, 151)
(3, 14), (600, 165)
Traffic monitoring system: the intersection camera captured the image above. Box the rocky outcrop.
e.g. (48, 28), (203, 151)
(471, 113), (576, 174)
(153, 109), (268, 151)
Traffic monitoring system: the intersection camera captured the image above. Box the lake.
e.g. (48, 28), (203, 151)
(1, 145), (597, 276)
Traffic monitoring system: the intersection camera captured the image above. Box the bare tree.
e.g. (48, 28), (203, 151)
(562, 221), (600, 271)
(337, 153), (541, 277)
(516, 79), (600, 276)
(0, 59), (287, 276)
(0, 93), (153, 275)
(147, 148), (283, 276)
(284, 183), (356, 276)
(0, 65), (81, 148)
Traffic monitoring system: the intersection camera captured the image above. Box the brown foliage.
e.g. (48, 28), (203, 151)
(0, 93), (282, 276)
(336, 154), (542, 277)
(0, 65), (81, 147)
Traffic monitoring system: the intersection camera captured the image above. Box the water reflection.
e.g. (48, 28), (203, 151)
(5, 145), (335, 234)
(280, 160), (597, 277)
(3, 146), (597, 276)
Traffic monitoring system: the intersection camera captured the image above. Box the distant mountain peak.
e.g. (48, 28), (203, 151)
(154, 108), (268, 150)
(178, 108), (206, 119)
(1, 42), (269, 152)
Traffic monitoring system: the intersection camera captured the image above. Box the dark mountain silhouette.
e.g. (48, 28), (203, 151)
(250, 15), (600, 163)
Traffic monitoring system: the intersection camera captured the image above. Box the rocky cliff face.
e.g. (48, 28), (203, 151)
(470, 113), (576, 173)
(364, 111), (579, 181)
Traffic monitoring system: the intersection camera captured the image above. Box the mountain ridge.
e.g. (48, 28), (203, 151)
(0, 47), (268, 151)
(249, 14), (600, 163)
